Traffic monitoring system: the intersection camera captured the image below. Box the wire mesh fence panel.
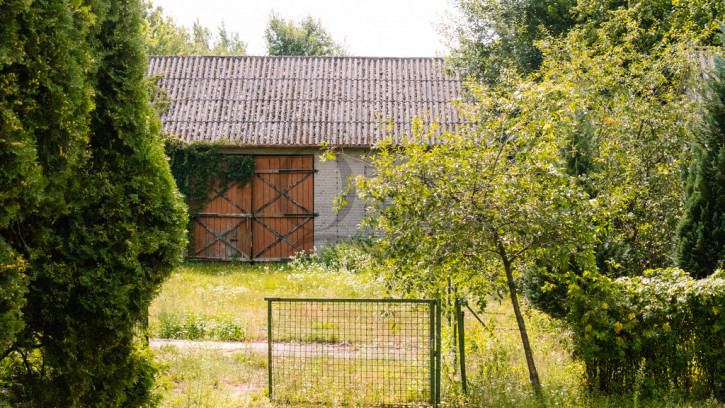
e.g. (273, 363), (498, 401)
(266, 298), (441, 407)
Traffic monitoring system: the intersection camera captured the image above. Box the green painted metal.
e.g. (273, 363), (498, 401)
(266, 297), (441, 406)
(436, 299), (442, 406)
(267, 298), (273, 399)
(456, 300), (468, 394)
(429, 301), (436, 406)
(264, 297), (435, 303)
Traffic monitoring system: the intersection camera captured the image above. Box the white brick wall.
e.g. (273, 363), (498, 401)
(313, 149), (372, 249)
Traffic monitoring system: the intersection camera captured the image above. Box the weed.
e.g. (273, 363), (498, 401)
(157, 312), (246, 341)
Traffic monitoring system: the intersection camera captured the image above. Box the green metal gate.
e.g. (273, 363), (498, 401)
(266, 298), (441, 406)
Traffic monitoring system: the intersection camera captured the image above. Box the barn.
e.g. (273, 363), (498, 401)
(147, 55), (463, 261)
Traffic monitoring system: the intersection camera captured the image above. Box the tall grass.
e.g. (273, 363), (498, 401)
(149, 262), (386, 341)
(149, 249), (724, 407)
(440, 300), (722, 408)
(154, 344), (270, 408)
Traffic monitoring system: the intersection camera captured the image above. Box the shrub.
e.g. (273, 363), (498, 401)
(289, 234), (381, 273)
(569, 268), (725, 398)
(676, 43), (725, 279)
(0, 0), (188, 405)
(519, 262), (570, 319)
(158, 312), (247, 341)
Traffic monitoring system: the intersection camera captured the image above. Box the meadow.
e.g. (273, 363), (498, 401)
(149, 262), (723, 408)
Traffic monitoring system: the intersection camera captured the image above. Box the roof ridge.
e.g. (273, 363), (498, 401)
(147, 55), (445, 61)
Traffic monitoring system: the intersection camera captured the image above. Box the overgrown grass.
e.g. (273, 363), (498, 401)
(154, 344), (270, 407)
(150, 258), (724, 407)
(149, 262), (386, 341)
(440, 300), (722, 408)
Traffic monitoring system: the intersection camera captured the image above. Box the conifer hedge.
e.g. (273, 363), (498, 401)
(676, 45), (725, 279)
(0, 0), (187, 405)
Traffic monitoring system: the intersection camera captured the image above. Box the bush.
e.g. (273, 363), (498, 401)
(289, 234), (381, 273)
(158, 312), (247, 341)
(0, 0), (188, 405)
(569, 268), (725, 398)
(519, 262), (570, 319)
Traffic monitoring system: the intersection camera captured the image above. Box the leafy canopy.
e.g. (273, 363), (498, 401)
(142, 2), (247, 55)
(343, 8), (701, 394)
(265, 12), (348, 56)
(442, 0), (723, 83)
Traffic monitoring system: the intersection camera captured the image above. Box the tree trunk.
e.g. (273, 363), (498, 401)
(501, 251), (542, 396)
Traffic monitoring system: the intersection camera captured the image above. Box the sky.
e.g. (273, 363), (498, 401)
(149, 0), (456, 57)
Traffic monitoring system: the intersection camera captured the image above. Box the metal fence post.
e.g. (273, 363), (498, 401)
(429, 301), (436, 406)
(456, 299), (467, 394)
(267, 298), (273, 400)
(436, 299), (442, 406)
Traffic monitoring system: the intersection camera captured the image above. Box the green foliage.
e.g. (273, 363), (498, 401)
(158, 312), (247, 341)
(347, 6), (701, 397)
(289, 234), (381, 273)
(0, 0), (187, 405)
(226, 154), (255, 184)
(0, 0), (94, 378)
(353, 11), (697, 307)
(264, 12), (348, 56)
(519, 262), (571, 319)
(443, 0), (723, 83)
(517, 12), (699, 317)
(676, 46), (725, 278)
(163, 138), (255, 215)
(142, 2), (247, 55)
(0, 241), (26, 355)
(574, 0), (724, 48)
(568, 269), (725, 399)
(442, 0), (577, 82)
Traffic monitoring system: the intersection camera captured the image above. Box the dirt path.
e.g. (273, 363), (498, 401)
(150, 338), (267, 353)
(149, 338), (423, 359)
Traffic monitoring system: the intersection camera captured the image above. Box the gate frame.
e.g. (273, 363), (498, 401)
(265, 297), (442, 406)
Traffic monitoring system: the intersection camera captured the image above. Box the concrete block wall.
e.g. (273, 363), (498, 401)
(313, 149), (372, 249)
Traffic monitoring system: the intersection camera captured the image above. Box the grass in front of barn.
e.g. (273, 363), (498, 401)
(149, 261), (387, 342)
(149, 261), (724, 408)
(153, 344), (271, 408)
(150, 261), (388, 407)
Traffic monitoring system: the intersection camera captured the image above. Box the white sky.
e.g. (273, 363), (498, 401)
(149, 0), (455, 57)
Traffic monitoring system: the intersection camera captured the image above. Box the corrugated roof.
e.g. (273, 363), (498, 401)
(147, 56), (462, 147)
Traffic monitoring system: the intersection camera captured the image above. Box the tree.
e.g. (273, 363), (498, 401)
(0, 0), (95, 362)
(0, 0), (187, 405)
(676, 46), (725, 278)
(339, 10), (698, 394)
(442, 0), (724, 83)
(441, 0), (576, 82)
(265, 12), (348, 56)
(442, 0), (719, 316)
(347, 80), (601, 394)
(142, 2), (247, 55)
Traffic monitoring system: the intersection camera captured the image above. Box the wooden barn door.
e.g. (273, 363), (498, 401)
(190, 155), (314, 261)
(192, 178), (253, 261)
(252, 156), (315, 260)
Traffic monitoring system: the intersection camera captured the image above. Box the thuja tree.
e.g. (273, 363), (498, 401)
(0, 0), (95, 360)
(677, 46), (725, 278)
(0, 0), (187, 405)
